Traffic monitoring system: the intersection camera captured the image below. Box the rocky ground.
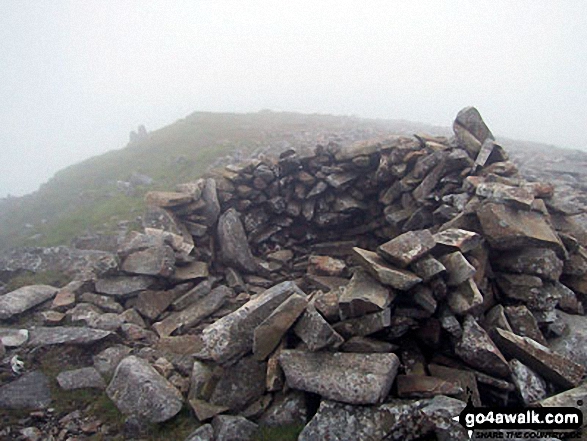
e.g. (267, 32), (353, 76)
(2, 108), (587, 440)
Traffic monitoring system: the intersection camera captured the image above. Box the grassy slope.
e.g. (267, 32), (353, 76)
(1, 111), (435, 250)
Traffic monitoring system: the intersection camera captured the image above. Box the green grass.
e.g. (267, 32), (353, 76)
(252, 424), (306, 441)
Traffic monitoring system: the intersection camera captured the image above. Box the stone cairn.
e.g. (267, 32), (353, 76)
(2, 107), (587, 440)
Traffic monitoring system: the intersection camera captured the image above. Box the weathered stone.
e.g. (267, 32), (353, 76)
(338, 270), (393, 319)
(27, 326), (112, 347)
(377, 230), (436, 268)
(447, 279), (483, 315)
(201, 281), (304, 364)
(496, 274), (560, 310)
(477, 202), (565, 257)
(188, 360), (214, 402)
(396, 375), (462, 398)
(41, 310), (64, 324)
(455, 315), (511, 378)
(253, 293), (308, 359)
(353, 247), (422, 290)
(0, 328), (29, 347)
(93, 345), (132, 377)
(51, 283), (79, 310)
(57, 367), (106, 390)
(171, 279), (213, 311)
(340, 336), (397, 353)
(482, 304), (513, 335)
(493, 328), (585, 388)
(0, 285), (58, 320)
(279, 350), (399, 404)
(0, 371), (52, 409)
(79, 292), (123, 313)
(453, 106), (494, 156)
(504, 305), (547, 346)
(509, 359), (546, 405)
(153, 286), (230, 337)
(294, 303), (344, 351)
(549, 311), (587, 369)
(259, 391), (307, 427)
(412, 285), (437, 314)
(493, 247), (563, 281)
(189, 398), (228, 422)
(88, 312), (124, 331)
(438, 251), (476, 286)
(209, 356), (267, 412)
(171, 261), (209, 282)
(307, 255), (346, 277)
(185, 424), (214, 441)
(312, 289), (340, 322)
(539, 382), (587, 415)
(95, 275), (156, 297)
(145, 191), (193, 207)
(68, 302), (102, 325)
(333, 308), (391, 339)
(217, 208), (258, 273)
(212, 415), (258, 441)
(122, 245), (175, 277)
(134, 289), (176, 320)
(143, 206), (195, 254)
(200, 178), (221, 226)
(428, 364), (481, 406)
(106, 355), (183, 423)
(410, 255), (446, 282)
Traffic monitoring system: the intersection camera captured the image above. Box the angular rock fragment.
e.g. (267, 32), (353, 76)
(171, 261), (209, 281)
(438, 251), (476, 286)
(145, 191), (193, 207)
(200, 178), (221, 226)
(494, 247), (563, 281)
(106, 355), (183, 423)
(428, 364), (481, 406)
(212, 415), (258, 441)
(377, 230), (436, 268)
(433, 228), (483, 253)
(134, 289), (176, 320)
(217, 208), (258, 273)
(493, 328), (585, 388)
(201, 281), (303, 363)
(396, 375), (462, 398)
(95, 275), (156, 297)
(0, 328), (29, 347)
(0, 371), (52, 410)
(333, 308), (391, 339)
(307, 255), (346, 277)
(122, 245), (175, 277)
(253, 293), (308, 359)
(410, 255), (446, 282)
(294, 303), (344, 351)
(57, 367), (106, 390)
(93, 345), (132, 377)
(0, 285), (58, 320)
(279, 350), (399, 404)
(259, 391), (307, 427)
(185, 424), (214, 441)
(447, 279), (483, 315)
(338, 270), (393, 319)
(548, 311), (587, 369)
(509, 359), (546, 405)
(153, 285), (231, 337)
(353, 247), (422, 290)
(455, 315), (511, 378)
(453, 106), (494, 156)
(504, 305), (547, 346)
(27, 326), (112, 347)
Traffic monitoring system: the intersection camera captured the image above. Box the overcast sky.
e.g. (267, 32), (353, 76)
(1, 1), (586, 197)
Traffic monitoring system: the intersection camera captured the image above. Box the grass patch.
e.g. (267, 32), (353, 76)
(252, 424), (306, 441)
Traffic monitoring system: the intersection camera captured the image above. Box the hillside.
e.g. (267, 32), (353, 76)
(0, 111), (448, 251)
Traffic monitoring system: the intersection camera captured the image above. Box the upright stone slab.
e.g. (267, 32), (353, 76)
(217, 208), (259, 273)
(279, 350), (399, 405)
(106, 355), (183, 423)
(201, 281), (303, 364)
(0, 285), (58, 320)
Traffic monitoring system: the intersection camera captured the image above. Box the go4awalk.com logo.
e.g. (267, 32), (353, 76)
(453, 405), (583, 439)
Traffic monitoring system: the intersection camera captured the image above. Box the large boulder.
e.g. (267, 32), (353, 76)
(0, 285), (58, 320)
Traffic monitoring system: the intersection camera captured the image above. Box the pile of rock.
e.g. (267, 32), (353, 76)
(2, 107), (587, 440)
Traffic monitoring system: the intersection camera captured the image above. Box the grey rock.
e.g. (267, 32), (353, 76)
(184, 424), (214, 441)
(0, 285), (58, 319)
(338, 270), (393, 319)
(0, 328), (29, 347)
(95, 275), (156, 297)
(447, 279), (483, 315)
(172, 279), (213, 311)
(134, 289), (176, 320)
(294, 303), (344, 351)
(145, 191), (193, 207)
(212, 415), (258, 441)
(438, 252), (476, 287)
(0, 371), (52, 409)
(201, 178), (221, 226)
(142, 206), (194, 254)
(259, 391), (307, 427)
(57, 367), (106, 390)
(88, 312), (124, 331)
(353, 247), (422, 290)
(172, 261), (209, 282)
(455, 315), (510, 378)
(27, 326), (112, 347)
(79, 292), (123, 313)
(106, 355), (183, 423)
(377, 230), (436, 268)
(340, 336), (397, 353)
(333, 308), (391, 339)
(453, 106), (494, 156)
(549, 311), (587, 369)
(217, 208), (258, 273)
(410, 255), (446, 282)
(504, 305), (547, 346)
(509, 359), (546, 405)
(493, 247), (563, 281)
(153, 285), (230, 337)
(201, 281), (303, 364)
(122, 245), (176, 277)
(93, 345), (132, 377)
(279, 350), (399, 404)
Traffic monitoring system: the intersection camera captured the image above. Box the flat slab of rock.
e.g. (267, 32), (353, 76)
(0, 285), (58, 320)
(433, 228), (482, 253)
(253, 293), (308, 359)
(0, 371), (52, 409)
(27, 326), (112, 347)
(145, 191), (193, 207)
(201, 281), (303, 364)
(338, 270), (393, 319)
(121, 245), (175, 277)
(493, 247), (563, 281)
(493, 328), (585, 388)
(396, 375), (462, 398)
(217, 208), (258, 273)
(57, 367), (106, 390)
(477, 202), (565, 257)
(377, 230), (436, 268)
(353, 247), (422, 290)
(153, 285), (231, 337)
(0, 328), (29, 347)
(333, 308), (391, 339)
(294, 304), (344, 351)
(279, 350), (399, 404)
(106, 355), (183, 423)
(455, 316), (511, 378)
(95, 276), (156, 297)
(171, 261), (209, 282)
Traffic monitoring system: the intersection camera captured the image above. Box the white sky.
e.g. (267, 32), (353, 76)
(1, 1), (586, 197)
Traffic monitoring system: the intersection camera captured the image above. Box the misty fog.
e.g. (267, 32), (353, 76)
(1, 0), (586, 197)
